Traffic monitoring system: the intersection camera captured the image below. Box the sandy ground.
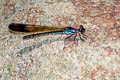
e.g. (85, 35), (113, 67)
(0, 0), (120, 80)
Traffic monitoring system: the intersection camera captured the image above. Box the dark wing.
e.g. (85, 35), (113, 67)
(9, 23), (66, 34)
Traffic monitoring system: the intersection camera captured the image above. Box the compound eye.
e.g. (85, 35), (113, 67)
(81, 28), (85, 33)
(79, 25), (83, 28)
(79, 25), (85, 34)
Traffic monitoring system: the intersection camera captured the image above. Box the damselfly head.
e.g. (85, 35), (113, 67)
(78, 25), (85, 34)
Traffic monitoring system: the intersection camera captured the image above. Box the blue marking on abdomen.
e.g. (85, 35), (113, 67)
(64, 29), (77, 34)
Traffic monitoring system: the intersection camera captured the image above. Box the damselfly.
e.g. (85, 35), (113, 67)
(9, 23), (87, 41)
